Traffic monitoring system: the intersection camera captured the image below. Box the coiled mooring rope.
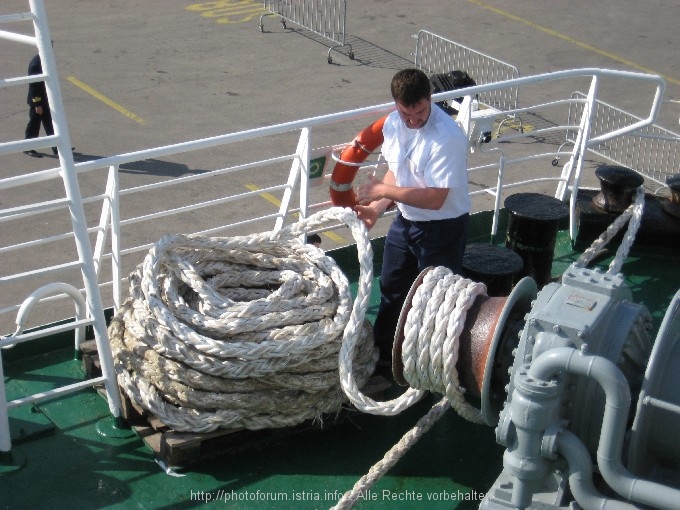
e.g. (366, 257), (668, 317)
(109, 207), (379, 433)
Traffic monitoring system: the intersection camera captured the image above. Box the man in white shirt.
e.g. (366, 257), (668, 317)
(355, 68), (470, 366)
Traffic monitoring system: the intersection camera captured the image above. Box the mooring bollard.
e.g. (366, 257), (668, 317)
(504, 192), (569, 288)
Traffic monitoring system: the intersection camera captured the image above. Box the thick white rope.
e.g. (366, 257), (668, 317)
(331, 397), (452, 510)
(573, 185), (646, 274)
(110, 207), (378, 433)
(401, 267), (486, 423)
(338, 260), (486, 418)
(332, 268), (487, 509)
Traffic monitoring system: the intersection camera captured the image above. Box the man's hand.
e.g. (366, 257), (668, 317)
(354, 204), (379, 230)
(355, 174), (384, 205)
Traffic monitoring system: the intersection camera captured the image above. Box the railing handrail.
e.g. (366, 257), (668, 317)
(0, 68), (666, 194)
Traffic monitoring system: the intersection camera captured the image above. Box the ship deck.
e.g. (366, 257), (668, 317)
(3, 214), (679, 509)
(2, 1), (680, 509)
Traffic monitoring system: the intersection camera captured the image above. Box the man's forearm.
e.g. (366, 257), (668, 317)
(380, 184), (448, 210)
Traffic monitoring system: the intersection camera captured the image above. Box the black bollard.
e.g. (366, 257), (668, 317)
(462, 243), (524, 296)
(504, 193), (569, 288)
(662, 174), (680, 219)
(592, 165), (644, 213)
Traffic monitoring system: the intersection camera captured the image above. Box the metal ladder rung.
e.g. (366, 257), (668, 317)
(0, 260), (84, 285)
(7, 376), (107, 410)
(1, 317), (95, 348)
(642, 396), (680, 415)
(0, 12), (34, 24)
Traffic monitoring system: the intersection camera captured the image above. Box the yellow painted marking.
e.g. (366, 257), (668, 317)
(244, 184), (346, 244)
(67, 76), (146, 125)
(244, 183), (281, 207)
(468, 0), (680, 86)
(317, 230), (345, 244)
(186, 1), (267, 24)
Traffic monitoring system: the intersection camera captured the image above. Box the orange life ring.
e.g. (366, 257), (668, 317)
(329, 116), (387, 208)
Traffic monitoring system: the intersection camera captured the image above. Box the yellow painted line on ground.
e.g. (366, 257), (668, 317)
(67, 75), (146, 125)
(468, 0), (680, 86)
(317, 229), (346, 244)
(244, 183), (281, 207)
(244, 183), (346, 244)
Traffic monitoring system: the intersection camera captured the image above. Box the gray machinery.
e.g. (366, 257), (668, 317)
(477, 266), (680, 510)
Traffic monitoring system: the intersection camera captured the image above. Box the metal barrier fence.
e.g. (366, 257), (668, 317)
(259, 0), (352, 63)
(413, 30), (520, 114)
(560, 92), (680, 192)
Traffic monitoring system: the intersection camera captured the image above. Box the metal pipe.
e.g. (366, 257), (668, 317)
(529, 347), (680, 510)
(557, 430), (642, 510)
(11, 282), (86, 352)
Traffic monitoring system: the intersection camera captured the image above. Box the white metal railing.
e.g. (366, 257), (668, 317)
(259, 0), (353, 64)
(0, 26), (670, 459)
(556, 91), (680, 193)
(1, 68), (667, 329)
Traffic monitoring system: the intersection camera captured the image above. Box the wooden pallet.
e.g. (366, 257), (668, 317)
(81, 339), (392, 468)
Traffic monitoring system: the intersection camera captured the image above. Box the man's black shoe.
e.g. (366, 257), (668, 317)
(24, 150), (42, 158)
(52, 147), (76, 155)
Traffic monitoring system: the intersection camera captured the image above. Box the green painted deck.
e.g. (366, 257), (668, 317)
(3, 211), (679, 510)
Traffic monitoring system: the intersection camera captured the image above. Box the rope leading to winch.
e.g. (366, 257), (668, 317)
(339, 265), (485, 421)
(333, 266), (487, 510)
(109, 205), (490, 504)
(333, 186), (649, 509)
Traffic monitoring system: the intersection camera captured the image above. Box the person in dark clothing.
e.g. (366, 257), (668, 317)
(24, 53), (55, 158)
(306, 233), (322, 248)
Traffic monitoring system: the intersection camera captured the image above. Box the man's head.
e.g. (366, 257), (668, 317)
(391, 68), (432, 129)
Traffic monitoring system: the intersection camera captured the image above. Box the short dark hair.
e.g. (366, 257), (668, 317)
(390, 68), (432, 107)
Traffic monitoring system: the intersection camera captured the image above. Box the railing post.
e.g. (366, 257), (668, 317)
(109, 165), (123, 311)
(0, 350), (11, 461)
(29, 0), (123, 421)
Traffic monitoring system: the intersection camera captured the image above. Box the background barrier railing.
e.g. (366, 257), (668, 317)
(259, 0), (353, 63)
(413, 29), (520, 114)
